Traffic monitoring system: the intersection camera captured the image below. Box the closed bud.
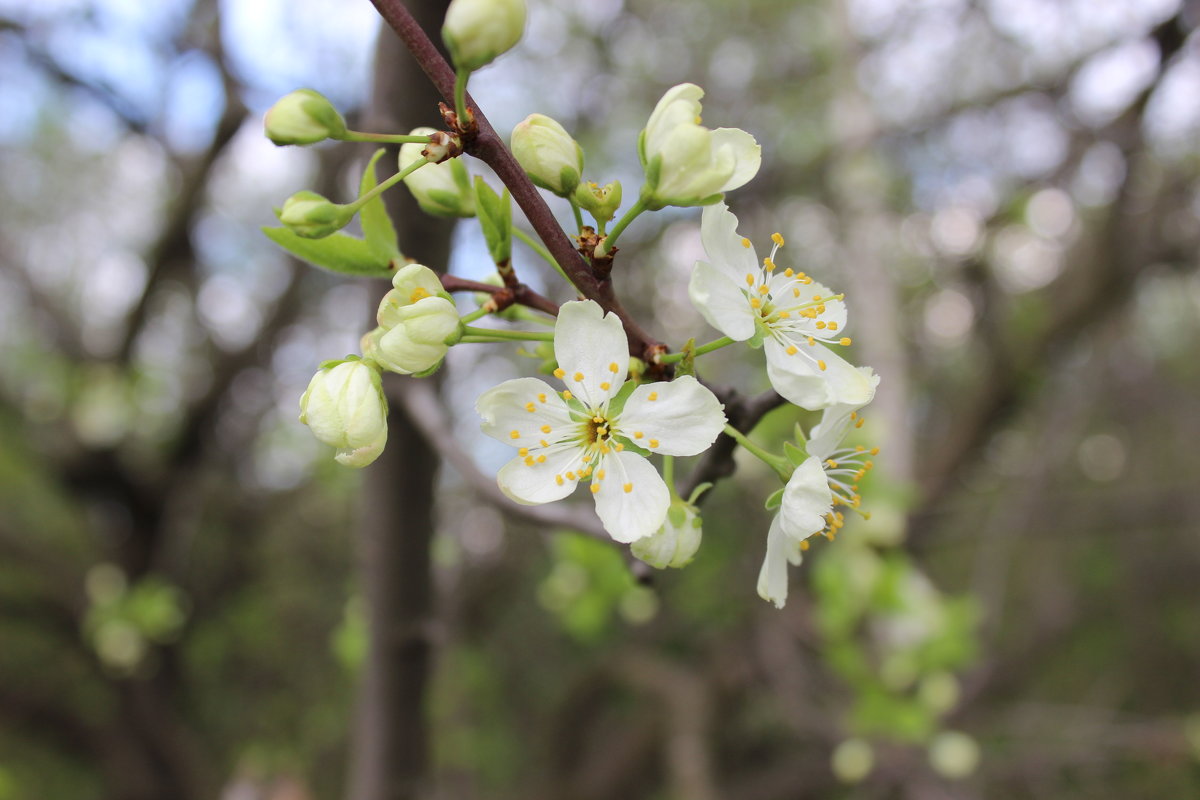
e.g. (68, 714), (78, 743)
(278, 190), (351, 238)
(442, 0), (526, 72)
(510, 114), (583, 196)
(573, 180), (622, 224)
(299, 359), (388, 468)
(264, 89), (346, 146)
(400, 128), (475, 217)
(367, 264), (462, 375)
(632, 500), (703, 569)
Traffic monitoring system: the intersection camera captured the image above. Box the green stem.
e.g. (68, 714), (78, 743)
(461, 325), (555, 342)
(594, 196), (648, 258)
(346, 158), (430, 215)
(339, 131), (433, 145)
(658, 336), (735, 365)
(514, 228), (570, 282)
(723, 424), (791, 480)
(454, 68), (471, 127)
(460, 307), (490, 324)
(662, 455), (677, 498)
(569, 198), (584, 233)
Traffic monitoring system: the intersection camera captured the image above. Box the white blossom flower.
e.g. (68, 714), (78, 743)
(510, 113), (583, 196)
(631, 500), (703, 568)
(690, 202), (876, 410)
(362, 264), (461, 375)
(299, 359), (388, 468)
(757, 370), (880, 607)
(442, 0), (526, 73)
(476, 300), (726, 543)
(640, 84), (760, 208)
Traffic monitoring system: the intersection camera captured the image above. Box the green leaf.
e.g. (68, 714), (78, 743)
(358, 148), (402, 265)
(262, 227), (392, 278)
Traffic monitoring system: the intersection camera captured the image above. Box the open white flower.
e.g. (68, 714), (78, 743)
(690, 202), (875, 410)
(476, 300), (726, 543)
(640, 83), (760, 208)
(757, 369), (880, 608)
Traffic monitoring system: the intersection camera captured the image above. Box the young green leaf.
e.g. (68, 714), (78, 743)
(358, 148), (403, 266)
(262, 227), (392, 278)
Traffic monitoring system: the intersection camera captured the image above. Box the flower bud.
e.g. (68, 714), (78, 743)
(510, 114), (583, 196)
(278, 190), (351, 238)
(640, 83), (760, 209)
(264, 89), (347, 146)
(631, 501), (702, 568)
(400, 128), (475, 217)
(366, 264), (462, 375)
(442, 0), (526, 72)
(299, 359), (388, 468)
(573, 180), (622, 224)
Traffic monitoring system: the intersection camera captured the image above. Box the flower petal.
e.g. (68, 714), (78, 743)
(757, 514), (794, 609)
(619, 375), (726, 456)
(591, 451), (670, 543)
(710, 127), (761, 192)
(496, 446), (582, 505)
(476, 377), (575, 445)
(806, 367), (880, 460)
(553, 300), (628, 408)
(764, 337), (874, 410)
(778, 456), (833, 540)
(644, 83), (704, 158)
(689, 259), (757, 341)
(700, 202), (760, 281)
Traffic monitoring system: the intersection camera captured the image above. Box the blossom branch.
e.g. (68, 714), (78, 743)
(439, 274), (560, 317)
(366, 0), (666, 362)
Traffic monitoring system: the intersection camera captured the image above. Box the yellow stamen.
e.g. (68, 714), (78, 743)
(745, 273), (755, 287)
(555, 475), (564, 486)
(566, 471), (576, 480)
(649, 438), (660, 448)
(600, 382), (611, 391)
(793, 288), (801, 298)
(598, 469), (606, 480)
(553, 368), (565, 379)
(750, 297), (762, 309)
(540, 424), (552, 434)
(771, 232), (785, 246)
(740, 237), (752, 249)
(518, 447), (529, 456)
(608, 362), (619, 373)
(510, 430), (520, 439)
(590, 483), (601, 494)
(818, 360), (827, 371)
(784, 268), (794, 277)
(648, 392), (658, 401)
(540, 439), (549, 447)
(840, 337), (852, 346)
(815, 321), (826, 329)
(634, 431), (644, 439)
(525, 402), (536, 412)
(786, 344), (798, 355)
(537, 393), (547, 403)
(828, 322), (839, 331)
(536, 454), (546, 463)
(623, 483), (633, 493)
(562, 390), (572, 400)
(758, 285), (770, 295)
(524, 456), (534, 466)
(573, 372), (583, 382)
(409, 287), (431, 303)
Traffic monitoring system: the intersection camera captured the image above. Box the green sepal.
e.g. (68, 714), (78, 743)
(784, 440), (810, 467)
(747, 317), (768, 349)
(317, 354), (363, 370)
(643, 153), (662, 194)
(413, 358), (444, 378)
(613, 436), (651, 458)
(666, 503), (687, 529)
(675, 338), (697, 378)
(556, 165), (580, 197)
(793, 422), (808, 446)
(637, 128), (648, 167)
(605, 379), (639, 418)
(358, 148), (403, 265)
(262, 227), (392, 279)
(764, 487), (785, 511)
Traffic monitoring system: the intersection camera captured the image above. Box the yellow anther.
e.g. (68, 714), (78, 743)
(817, 305), (826, 314)
(593, 416), (604, 423)
(408, 287), (431, 303)
(850, 412), (858, 419)
(566, 471), (576, 480)
(573, 372), (583, 382)
(599, 443), (610, 454)
(745, 273), (755, 286)
(784, 268), (794, 277)
(536, 454), (546, 463)
(608, 362), (619, 373)
(553, 368), (565, 379)
(865, 460), (874, 469)
(524, 456), (535, 466)
(758, 285), (770, 295)
(818, 360), (827, 371)
(825, 459), (838, 468)
(562, 390), (572, 400)
(771, 232), (785, 246)
(750, 297), (762, 309)
(855, 418), (865, 428)
(597, 426), (608, 436)
(800, 539), (810, 551)
(555, 475), (564, 486)
(801, 276), (813, 284)
(518, 447), (529, 457)
(778, 311), (790, 318)
(649, 438), (660, 448)
(828, 322), (839, 331)
(634, 431), (644, 439)
(786, 344), (798, 355)
(510, 430), (520, 439)
(815, 321), (827, 329)
(614, 442), (625, 451)
(623, 483), (633, 493)
(741, 237), (752, 249)
(540, 439), (549, 448)
(598, 469), (606, 480)
(855, 445), (866, 452)
(590, 483), (601, 494)
(600, 382), (611, 391)
(763, 257), (775, 271)
(839, 337), (852, 346)
(807, 336), (815, 346)
(525, 402), (536, 412)
(813, 294), (822, 301)
(870, 447), (880, 455)
(793, 288), (801, 298)
(541, 424), (552, 434)
(537, 393), (547, 403)
(648, 392), (658, 401)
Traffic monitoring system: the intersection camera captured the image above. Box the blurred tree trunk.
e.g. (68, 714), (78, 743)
(347, 2), (453, 799)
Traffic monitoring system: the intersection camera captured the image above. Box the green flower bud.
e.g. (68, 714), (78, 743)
(367, 264), (462, 375)
(631, 500), (702, 569)
(400, 128), (475, 217)
(510, 113), (583, 196)
(264, 89), (346, 146)
(574, 180), (623, 224)
(278, 190), (351, 238)
(442, 0), (526, 72)
(299, 359), (388, 468)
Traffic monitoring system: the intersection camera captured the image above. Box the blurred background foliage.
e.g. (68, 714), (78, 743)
(2, 0), (1200, 798)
